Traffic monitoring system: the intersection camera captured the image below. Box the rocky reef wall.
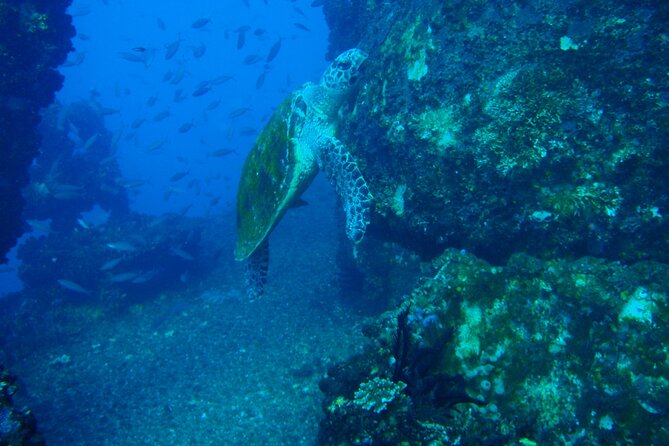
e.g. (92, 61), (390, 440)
(318, 0), (669, 443)
(0, 0), (74, 261)
(325, 0), (669, 265)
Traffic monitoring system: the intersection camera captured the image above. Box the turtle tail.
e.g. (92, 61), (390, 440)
(245, 240), (269, 300)
(318, 137), (372, 243)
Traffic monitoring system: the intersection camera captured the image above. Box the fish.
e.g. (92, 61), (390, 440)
(111, 125), (124, 148)
(53, 191), (83, 200)
(192, 85), (212, 97)
(256, 71), (267, 89)
(146, 96), (158, 106)
(228, 107), (251, 119)
(152, 110), (171, 122)
(208, 148), (237, 157)
(156, 17), (166, 31)
(170, 170), (190, 182)
(52, 184), (83, 193)
(211, 75), (233, 85)
(292, 6), (307, 17)
(206, 98), (222, 110)
(162, 70), (174, 82)
(236, 26), (250, 50)
(119, 50), (154, 67)
(110, 272), (140, 283)
(253, 28), (267, 36)
(118, 52), (146, 63)
(149, 215), (169, 228)
(191, 18), (211, 29)
(244, 54), (263, 65)
(266, 38), (282, 62)
(132, 270), (158, 283)
(293, 22), (311, 31)
(170, 247), (195, 261)
(100, 257), (124, 271)
(178, 121), (194, 133)
(115, 178), (149, 189)
(77, 218), (90, 229)
(57, 279), (91, 295)
(131, 118), (146, 129)
(145, 138), (168, 152)
(179, 204), (193, 216)
(62, 52), (86, 67)
(191, 43), (206, 58)
(51, 184), (84, 200)
(239, 127), (258, 136)
(173, 89), (186, 103)
(100, 154), (118, 166)
(107, 242), (138, 252)
(98, 106), (120, 117)
(170, 65), (187, 85)
(165, 36), (182, 60)
(81, 133), (100, 151)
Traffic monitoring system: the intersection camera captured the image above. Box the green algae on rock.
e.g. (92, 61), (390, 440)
(318, 248), (669, 445)
(323, 0), (669, 265)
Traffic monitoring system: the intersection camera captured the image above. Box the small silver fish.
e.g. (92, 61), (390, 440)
(266, 38), (282, 62)
(170, 247), (194, 261)
(191, 18), (211, 29)
(57, 279), (91, 295)
(100, 257), (124, 271)
(107, 242), (138, 252)
(110, 272), (139, 283)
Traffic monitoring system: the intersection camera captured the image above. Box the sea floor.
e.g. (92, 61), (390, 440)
(1, 187), (370, 445)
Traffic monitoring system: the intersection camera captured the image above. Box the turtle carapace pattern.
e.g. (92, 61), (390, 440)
(235, 48), (371, 299)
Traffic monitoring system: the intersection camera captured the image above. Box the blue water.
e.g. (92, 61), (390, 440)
(0, 0), (329, 298)
(60, 0), (329, 216)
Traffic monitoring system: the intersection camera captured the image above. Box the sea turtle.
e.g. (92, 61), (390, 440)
(235, 48), (372, 299)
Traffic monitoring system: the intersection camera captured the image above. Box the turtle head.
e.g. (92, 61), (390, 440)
(321, 48), (368, 91)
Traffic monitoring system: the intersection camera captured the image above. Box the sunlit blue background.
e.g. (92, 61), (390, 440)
(0, 0), (330, 295)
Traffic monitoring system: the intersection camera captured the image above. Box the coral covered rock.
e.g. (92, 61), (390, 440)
(323, 0), (669, 265)
(0, 365), (44, 446)
(318, 248), (669, 444)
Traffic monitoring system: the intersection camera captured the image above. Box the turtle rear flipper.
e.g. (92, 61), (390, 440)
(318, 136), (372, 243)
(245, 240), (269, 299)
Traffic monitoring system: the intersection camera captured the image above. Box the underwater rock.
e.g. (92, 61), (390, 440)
(322, 0), (669, 266)
(0, 0), (74, 261)
(318, 248), (669, 444)
(23, 101), (130, 231)
(0, 365), (44, 446)
(16, 213), (218, 308)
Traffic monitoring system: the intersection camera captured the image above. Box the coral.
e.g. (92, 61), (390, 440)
(0, 365), (44, 445)
(325, 0), (669, 273)
(352, 377), (407, 413)
(318, 248), (669, 444)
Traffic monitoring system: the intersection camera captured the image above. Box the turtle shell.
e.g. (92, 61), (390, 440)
(235, 90), (317, 260)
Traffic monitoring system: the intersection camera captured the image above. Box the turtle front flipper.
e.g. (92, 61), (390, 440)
(245, 240), (269, 299)
(317, 136), (372, 243)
